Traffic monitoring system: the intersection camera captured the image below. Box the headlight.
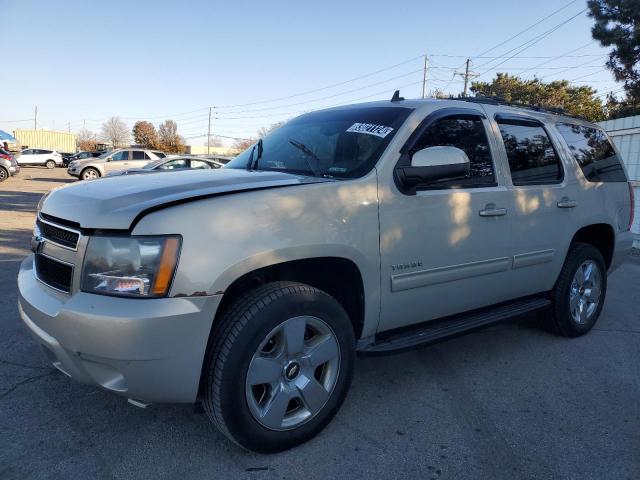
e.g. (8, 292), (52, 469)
(81, 236), (181, 297)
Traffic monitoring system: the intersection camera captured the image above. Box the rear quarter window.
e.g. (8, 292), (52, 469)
(556, 123), (627, 183)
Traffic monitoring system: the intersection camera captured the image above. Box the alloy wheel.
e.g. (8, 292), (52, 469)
(245, 316), (340, 431)
(569, 260), (602, 324)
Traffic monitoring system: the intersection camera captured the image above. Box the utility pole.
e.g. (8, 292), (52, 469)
(34, 106), (37, 130)
(67, 122), (71, 133)
(455, 58), (479, 97)
(421, 55), (429, 99)
(207, 106), (212, 155)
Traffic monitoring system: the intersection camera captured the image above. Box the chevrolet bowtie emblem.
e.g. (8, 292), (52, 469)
(30, 235), (45, 254)
(31, 223), (44, 253)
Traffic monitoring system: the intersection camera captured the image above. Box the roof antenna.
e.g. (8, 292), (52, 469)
(390, 90), (404, 102)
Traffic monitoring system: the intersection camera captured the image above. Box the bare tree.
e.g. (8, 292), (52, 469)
(232, 137), (256, 151)
(76, 128), (97, 151)
(101, 117), (130, 148)
(158, 120), (186, 153)
(257, 121), (284, 138)
(204, 135), (222, 148)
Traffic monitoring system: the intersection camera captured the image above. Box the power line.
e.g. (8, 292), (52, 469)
(514, 41), (597, 77)
(538, 57), (605, 81)
(213, 54), (425, 109)
(475, 8), (588, 77)
(473, 0), (579, 58)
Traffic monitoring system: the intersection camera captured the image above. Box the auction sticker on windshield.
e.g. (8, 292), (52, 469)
(346, 123), (394, 138)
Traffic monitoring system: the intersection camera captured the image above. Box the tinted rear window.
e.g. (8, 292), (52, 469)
(556, 123), (627, 182)
(497, 121), (562, 185)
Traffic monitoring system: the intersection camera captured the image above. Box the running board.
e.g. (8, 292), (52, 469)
(359, 297), (551, 355)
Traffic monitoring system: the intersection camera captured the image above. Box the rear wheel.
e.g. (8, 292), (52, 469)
(202, 281), (355, 452)
(45, 160), (56, 169)
(0, 166), (7, 182)
(81, 167), (100, 180)
(545, 243), (607, 337)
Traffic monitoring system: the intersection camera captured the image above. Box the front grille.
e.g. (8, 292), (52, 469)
(35, 254), (73, 293)
(37, 218), (79, 249)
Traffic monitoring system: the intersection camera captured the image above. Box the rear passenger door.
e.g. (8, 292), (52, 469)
(489, 110), (577, 297)
(130, 150), (152, 168)
(378, 106), (514, 332)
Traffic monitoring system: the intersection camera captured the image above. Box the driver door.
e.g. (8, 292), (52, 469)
(378, 107), (514, 332)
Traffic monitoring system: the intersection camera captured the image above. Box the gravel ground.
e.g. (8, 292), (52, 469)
(1, 167), (639, 480)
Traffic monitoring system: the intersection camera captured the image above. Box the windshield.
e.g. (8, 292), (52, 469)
(225, 106), (412, 178)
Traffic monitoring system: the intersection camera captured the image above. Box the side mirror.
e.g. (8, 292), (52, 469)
(397, 146), (470, 187)
(106, 157), (112, 162)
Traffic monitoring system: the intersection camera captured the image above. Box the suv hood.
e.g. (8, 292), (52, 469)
(41, 168), (330, 230)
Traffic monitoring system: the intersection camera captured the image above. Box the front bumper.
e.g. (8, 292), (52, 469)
(67, 167), (79, 177)
(9, 165), (20, 176)
(18, 256), (221, 403)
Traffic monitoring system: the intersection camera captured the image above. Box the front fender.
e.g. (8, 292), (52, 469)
(132, 174), (382, 336)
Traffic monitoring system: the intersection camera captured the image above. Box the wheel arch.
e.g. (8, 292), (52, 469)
(80, 166), (101, 178)
(197, 256), (366, 400)
(570, 223), (615, 269)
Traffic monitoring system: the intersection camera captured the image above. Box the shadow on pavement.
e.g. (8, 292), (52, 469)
(0, 191), (42, 213)
(0, 227), (32, 261)
(26, 178), (75, 184)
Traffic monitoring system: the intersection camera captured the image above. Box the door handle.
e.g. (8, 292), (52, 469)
(557, 198), (577, 209)
(479, 204), (507, 217)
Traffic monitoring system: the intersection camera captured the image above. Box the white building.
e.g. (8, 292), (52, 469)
(599, 115), (640, 247)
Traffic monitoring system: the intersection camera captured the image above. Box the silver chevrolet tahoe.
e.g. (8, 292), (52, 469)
(18, 96), (634, 452)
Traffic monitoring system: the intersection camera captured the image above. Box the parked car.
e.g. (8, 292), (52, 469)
(18, 96), (634, 452)
(0, 147), (20, 181)
(16, 148), (63, 168)
(62, 151), (104, 167)
(106, 156), (224, 177)
(66, 148), (165, 180)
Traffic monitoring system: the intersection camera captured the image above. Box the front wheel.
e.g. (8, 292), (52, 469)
(545, 243), (607, 337)
(0, 166), (7, 182)
(45, 160), (56, 169)
(202, 282), (355, 452)
(81, 167), (100, 180)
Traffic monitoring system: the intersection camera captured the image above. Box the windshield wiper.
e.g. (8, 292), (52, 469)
(245, 138), (264, 171)
(288, 139), (320, 176)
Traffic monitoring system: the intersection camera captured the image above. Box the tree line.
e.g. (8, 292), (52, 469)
(77, 117), (187, 153)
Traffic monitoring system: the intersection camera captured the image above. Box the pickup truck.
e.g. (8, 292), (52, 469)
(18, 96), (634, 452)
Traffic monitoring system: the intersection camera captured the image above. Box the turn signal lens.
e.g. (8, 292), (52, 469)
(151, 237), (180, 296)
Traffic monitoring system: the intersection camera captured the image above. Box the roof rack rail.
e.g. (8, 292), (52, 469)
(456, 95), (587, 121)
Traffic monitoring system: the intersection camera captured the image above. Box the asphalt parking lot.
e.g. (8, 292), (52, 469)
(1, 167), (639, 480)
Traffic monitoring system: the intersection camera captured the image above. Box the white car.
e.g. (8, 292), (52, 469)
(17, 149), (63, 169)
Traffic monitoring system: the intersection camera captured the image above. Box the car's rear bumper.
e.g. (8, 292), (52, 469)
(610, 230), (634, 273)
(9, 165), (20, 176)
(18, 256), (221, 403)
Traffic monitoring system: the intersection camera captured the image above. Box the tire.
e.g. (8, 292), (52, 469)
(202, 281), (355, 453)
(81, 167), (100, 180)
(0, 166), (7, 182)
(545, 242), (607, 337)
(45, 160), (56, 169)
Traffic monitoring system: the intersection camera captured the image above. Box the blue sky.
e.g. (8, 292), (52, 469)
(1, 0), (620, 145)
